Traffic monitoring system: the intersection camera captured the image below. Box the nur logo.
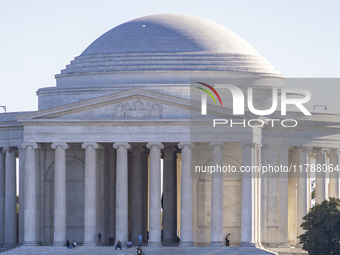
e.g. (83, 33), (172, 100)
(196, 82), (312, 116)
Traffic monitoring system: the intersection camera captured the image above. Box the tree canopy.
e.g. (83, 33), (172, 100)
(298, 197), (340, 255)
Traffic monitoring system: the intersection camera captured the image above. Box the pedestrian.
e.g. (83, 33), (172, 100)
(137, 246), (143, 255)
(97, 232), (102, 245)
(225, 233), (230, 246)
(115, 240), (122, 250)
(138, 232), (143, 246)
(127, 239), (133, 248)
(66, 239), (71, 248)
(72, 240), (77, 248)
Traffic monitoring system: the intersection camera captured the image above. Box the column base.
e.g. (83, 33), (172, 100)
(179, 241), (194, 246)
(82, 242), (97, 246)
(278, 242), (290, 248)
(240, 241), (256, 247)
(22, 242), (40, 246)
(147, 241), (163, 246)
(3, 243), (17, 248)
(209, 241), (224, 246)
(52, 242), (66, 246)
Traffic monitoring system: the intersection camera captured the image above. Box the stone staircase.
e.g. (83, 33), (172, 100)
(0, 245), (278, 255)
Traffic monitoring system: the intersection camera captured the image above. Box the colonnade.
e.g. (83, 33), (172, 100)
(286, 147), (340, 246)
(0, 143), (339, 247)
(18, 142), (196, 246)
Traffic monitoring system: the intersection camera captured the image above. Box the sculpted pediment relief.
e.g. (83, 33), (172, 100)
(50, 96), (167, 120)
(113, 98), (162, 118)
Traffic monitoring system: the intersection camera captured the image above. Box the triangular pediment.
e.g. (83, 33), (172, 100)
(17, 89), (243, 123)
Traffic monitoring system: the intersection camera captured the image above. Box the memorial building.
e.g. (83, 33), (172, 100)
(0, 14), (339, 254)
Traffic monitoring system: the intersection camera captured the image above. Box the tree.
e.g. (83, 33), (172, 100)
(298, 197), (340, 255)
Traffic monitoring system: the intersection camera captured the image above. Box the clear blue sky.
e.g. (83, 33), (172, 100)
(0, 1), (339, 113)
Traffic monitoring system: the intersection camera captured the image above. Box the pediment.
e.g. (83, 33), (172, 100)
(17, 90), (210, 122)
(17, 89), (249, 125)
(46, 96), (170, 120)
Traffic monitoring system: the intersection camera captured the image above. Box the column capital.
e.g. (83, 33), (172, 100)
(208, 142), (225, 149)
(3, 146), (18, 154)
(239, 142), (255, 150)
(298, 147), (313, 158)
(307, 148), (316, 159)
(313, 147), (330, 154)
(146, 142), (164, 150)
(21, 142), (40, 150)
(289, 146), (298, 152)
(254, 144), (262, 150)
(178, 142), (195, 150)
(301, 146), (312, 152)
(321, 148), (330, 156)
(329, 148), (338, 153)
(81, 142), (100, 150)
(113, 142), (131, 150)
(51, 142), (69, 150)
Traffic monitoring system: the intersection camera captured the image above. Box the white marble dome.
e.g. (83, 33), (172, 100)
(38, 14), (282, 110)
(81, 14), (260, 55)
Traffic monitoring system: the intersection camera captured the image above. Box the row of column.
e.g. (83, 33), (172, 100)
(268, 146), (340, 247)
(208, 142), (258, 247)
(314, 148), (340, 202)
(14, 142), (338, 247)
(21, 142), (196, 246)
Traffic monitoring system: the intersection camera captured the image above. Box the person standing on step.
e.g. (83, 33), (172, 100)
(138, 232), (143, 246)
(225, 233), (230, 246)
(97, 231), (103, 245)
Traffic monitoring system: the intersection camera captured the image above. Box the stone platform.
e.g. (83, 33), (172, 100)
(0, 246), (278, 255)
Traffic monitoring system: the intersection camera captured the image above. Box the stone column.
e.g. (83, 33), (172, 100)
(18, 148), (25, 245)
(0, 149), (5, 246)
(130, 146), (144, 244)
(108, 149), (116, 244)
(162, 146), (178, 245)
(3, 147), (17, 246)
(21, 143), (39, 245)
(315, 148), (329, 203)
(209, 142), (225, 246)
(296, 147), (309, 243)
(278, 147), (289, 247)
(329, 149), (340, 199)
(261, 147), (269, 246)
(253, 144), (261, 247)
(82, 142), (100, 245)
(307, 150), (314, 209)
(51, 142), (69, 245)
(146, 142), (164, 245)
(240, 142), (255, 246)
(113, 142), (131, 244)
(142, 149), (149, 243)
(178, 143), (195, 246)
(287, 148), (297, 245)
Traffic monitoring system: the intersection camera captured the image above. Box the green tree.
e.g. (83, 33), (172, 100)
(298, 197), (340, 255)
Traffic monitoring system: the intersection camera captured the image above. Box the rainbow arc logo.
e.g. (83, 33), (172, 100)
(196, 82), (223, 106)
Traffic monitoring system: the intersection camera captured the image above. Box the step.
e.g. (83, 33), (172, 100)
(0, 245), (277, 255)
